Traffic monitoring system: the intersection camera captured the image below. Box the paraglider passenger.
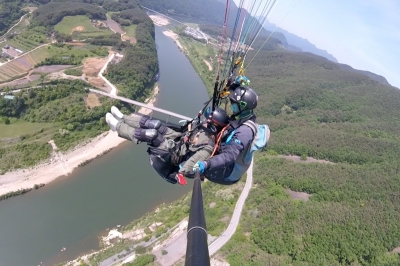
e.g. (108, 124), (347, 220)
(105, 106), (230, 185)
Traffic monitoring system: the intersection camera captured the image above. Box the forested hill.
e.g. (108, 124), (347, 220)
(31, 2), (106, 26)
(140, 0), (226, 25)
(216, 47), (400, 265)
(0, 0), (32, 36)
(140, 0), (276, 39)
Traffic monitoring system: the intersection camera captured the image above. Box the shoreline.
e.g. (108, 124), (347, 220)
(0, 86), (160, 197)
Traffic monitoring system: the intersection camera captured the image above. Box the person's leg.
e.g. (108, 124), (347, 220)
(111, 106), (167, 132)
(115, 121), (138, 142)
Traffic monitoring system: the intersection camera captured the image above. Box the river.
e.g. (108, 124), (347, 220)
(0, 26), (209, 266)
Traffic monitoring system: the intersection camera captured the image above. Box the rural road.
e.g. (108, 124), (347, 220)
(98, 53), (117, 96)
(208, 160), (254, 256)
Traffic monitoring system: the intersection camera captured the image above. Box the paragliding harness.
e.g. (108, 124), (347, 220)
(147, 116), (215, 180)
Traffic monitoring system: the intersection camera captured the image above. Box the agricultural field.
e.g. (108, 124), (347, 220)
(54, 15), (113, 38)
(122, 24), (137, 43)
(5, 26), (48, 52)
(0, 45), (51, 82)
(0, 44), (101, 83)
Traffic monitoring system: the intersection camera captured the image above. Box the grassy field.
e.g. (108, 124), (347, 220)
(123, 24), (137, 38)
(0, 121), (53, 138)
(54, 15), (113, 37)
(178, 35), (218, 92)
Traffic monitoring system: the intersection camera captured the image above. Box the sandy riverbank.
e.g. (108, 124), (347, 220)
(147, 15), (184, 51)
(162, 30), (184, 51)
(0, 86), (160, 197)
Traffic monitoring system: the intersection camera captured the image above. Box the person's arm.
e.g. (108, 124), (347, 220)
(180, 144), (213, 175)
(205, 126), (253, 170)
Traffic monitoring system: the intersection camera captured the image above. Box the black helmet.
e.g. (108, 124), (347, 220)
(229, 86), (258, 114)
(204, 106), (230, 131)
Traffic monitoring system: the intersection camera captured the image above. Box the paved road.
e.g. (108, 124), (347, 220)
(208, 160), (254, 256)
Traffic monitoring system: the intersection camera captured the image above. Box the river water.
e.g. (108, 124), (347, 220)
(0, 26), (209, 266)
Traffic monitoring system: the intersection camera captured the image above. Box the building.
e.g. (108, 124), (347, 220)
(4, 95), (15, 100)
(1, 45), (23, 58)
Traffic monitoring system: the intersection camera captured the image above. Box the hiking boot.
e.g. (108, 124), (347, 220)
(106, 113), (119, 131)
(111, 106), (124, 120)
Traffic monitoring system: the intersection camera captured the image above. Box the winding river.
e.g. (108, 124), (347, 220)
(0, 26), (209, 266)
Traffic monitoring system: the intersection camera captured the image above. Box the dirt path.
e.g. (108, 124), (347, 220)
(276, 155), (335, 164)
(203, 59), (212, 71)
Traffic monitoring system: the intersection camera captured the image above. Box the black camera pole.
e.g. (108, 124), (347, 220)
(184, 170), (210, 266)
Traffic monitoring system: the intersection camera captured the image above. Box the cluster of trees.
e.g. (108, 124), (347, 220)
(59, 0), (141, 12)
(86, 33), (130, 50)
(0, 0), (26, 36)
(220, 156), (400, 265)
(106, 7), (158, 99)
(0, 96), (25, 117)
(111, 8), (149, 26)
(36, 53), (86, 66)
(0, 80), (128, 172)
(31, 2), (106, 26)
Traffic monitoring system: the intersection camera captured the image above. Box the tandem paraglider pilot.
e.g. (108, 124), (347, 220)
(194, 85), (270, 185)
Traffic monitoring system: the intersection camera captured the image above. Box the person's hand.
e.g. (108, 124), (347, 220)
(193, 161), (207, 174)
(175, 173), (187, 186)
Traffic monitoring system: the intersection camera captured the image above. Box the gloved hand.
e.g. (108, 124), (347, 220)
(193, 161), (207, 174)
(175, 173), (187, 186)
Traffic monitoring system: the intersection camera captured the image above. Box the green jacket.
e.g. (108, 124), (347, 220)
(178, 127), (215, 175)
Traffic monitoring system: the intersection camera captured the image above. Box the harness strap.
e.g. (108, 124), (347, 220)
(210, 124), (230, 157)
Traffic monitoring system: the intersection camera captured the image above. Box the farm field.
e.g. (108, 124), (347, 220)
(54, 15), (113, 37)
(5, 26), (48, 52)
(0, 44), (102, 83)
(122, 24), (137, 43)
(0, 45), (52, 82)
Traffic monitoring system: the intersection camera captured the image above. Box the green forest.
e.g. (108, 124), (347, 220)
(213, 47), (400, 265)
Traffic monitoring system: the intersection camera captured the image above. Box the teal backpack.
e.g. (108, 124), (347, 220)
(225, 120), (270, 182)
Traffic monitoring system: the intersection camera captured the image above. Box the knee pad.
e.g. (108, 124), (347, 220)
(139, 116), (167, 134)
(139, 115), (151, 128)
(134, 129), (164, 147)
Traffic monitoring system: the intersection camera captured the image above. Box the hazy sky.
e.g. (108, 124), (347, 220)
(233, 0), (400, 89)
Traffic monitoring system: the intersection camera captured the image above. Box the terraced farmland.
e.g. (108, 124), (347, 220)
(0, 45), (51, 82)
